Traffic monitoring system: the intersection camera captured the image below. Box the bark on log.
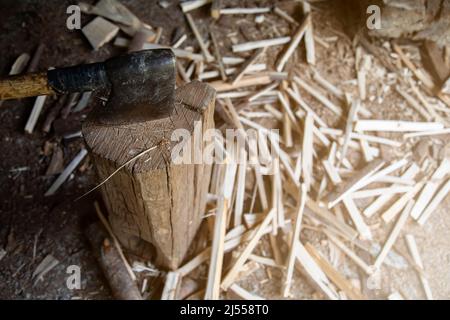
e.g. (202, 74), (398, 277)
(82, 81), (215, 270)
(85, 222), (142, 300)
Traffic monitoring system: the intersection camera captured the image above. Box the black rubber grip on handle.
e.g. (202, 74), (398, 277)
(47, 62), (110, 93)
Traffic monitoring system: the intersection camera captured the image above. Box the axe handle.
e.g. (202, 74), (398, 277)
(0, 71), (56, 101)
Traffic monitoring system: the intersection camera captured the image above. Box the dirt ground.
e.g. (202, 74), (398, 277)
(0, 0), (449, 300)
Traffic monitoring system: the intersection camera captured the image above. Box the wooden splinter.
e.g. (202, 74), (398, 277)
(82, 81), (215, 270)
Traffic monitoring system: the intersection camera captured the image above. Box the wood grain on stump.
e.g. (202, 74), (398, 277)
(82, 81), (215, 270)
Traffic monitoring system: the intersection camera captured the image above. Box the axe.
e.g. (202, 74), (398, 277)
(0, 49), (176, 124)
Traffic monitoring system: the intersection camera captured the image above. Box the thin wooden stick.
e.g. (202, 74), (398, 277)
(232, 37), (291, 53)
(283, 184), (307, 297)
(418, 178), (450, 225)
(161, 272), (181, 300)
(25, 95), (47, 134)
(221, 209), (275, 290)
(411, 159), (450, 220)
(404, 234), (433, 300)
(364, 163), (420, 217)
(45, 149), (88, 196)
(273, 7), (298, 25)
(185, 13), (214, 62)
(276, 14), (310, 72)
(354, 120), (444, 132)
(294, 76), (342, 116)
(230, 48), (265, 85)
(180, 0), (212, 13)
(373, 200), (413, 270)
(94, 202), (136, 281)
(295, 242), (339, 300)
(302, 3), (315, 65)
(326, 232), (374, 275)
(205, 167), (228, 300)
(305, 243), (365, 300)
(220, 7), (270, 14)
(342, 197), (372, 240)
(210, 31), (227, 81)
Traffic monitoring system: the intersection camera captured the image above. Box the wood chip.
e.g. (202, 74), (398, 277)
(82, 17), (119, 50)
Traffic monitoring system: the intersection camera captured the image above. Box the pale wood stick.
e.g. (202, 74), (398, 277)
(278, 90), (299, 128)
(94, 202), (136, 281)
(302, 113), (314, 190)
(45, 149), (88, 196)
(172, 34), (187, 48)
(373, 200), (413, 270)
(177, 61), (191, 83)
(263, 103), (283, 119)
(396, 86), (432, 121)
(249, 82), (278, 102)
(286, 87), (327, 128)
(302, 2), (315, 65)
(210, 75), (272, 92)
(234, 150), (247, 227)
(418, 178), (450, 225)
(326, 232), (374, 275)
(185, 13), (214, 62)
(295, 242), (339, 300)
(283, 184), (307, 297)
(381, 182), (423, 223)
(229, 284), (265, 300)
(403, 128), (450, 139)
(354, 120), (444, 132)
(323, 160), (342, 185)
(249, 254), (281, 268)
(276, 14), (310, 72)
(350, 132), (401, 147)
(10, 53), (30, 75)
(25, 95), (47, 134)
(404, 234), (433, 300)
(364, 163), (420, 217)
(230, 48), (265, 85)
(221, 209), (275, 290)
(342, 197), (372, 240)
(283, 112), (294, 147)
(305, 243), (365, 300)
(388, 292), (405, 300)
(205, 176), (228, 299)
(312, 69), (344, 99)
(407, 78), (446, 124)
(220, 7), (270, 14)
(222, 56), (245, 65)
(232, 36), (291, 53)
(411, 159), (450, 220)
(180, 0), (212, 13)
(267, 132), (299, 187)
(161, 271), (181, 300)
(210, 0), (221, 19)
(304, 199), (358, 241)
(375, 175), (416, 185)
(223, 97), (244, 129)
(273, 7), (298, 25)
(351, 186), (413, 199)
(327, 159), (385, 208)
(200, 63), (266, 80)
(210, 31), (227, 81)
(294, 76), (342, 116)
(338, 98), (360, 167)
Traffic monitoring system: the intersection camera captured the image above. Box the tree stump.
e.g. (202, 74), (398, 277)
(82, 81), (215, 270)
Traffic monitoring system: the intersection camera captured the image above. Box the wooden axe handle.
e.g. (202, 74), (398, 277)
(0, 71), (56, 101)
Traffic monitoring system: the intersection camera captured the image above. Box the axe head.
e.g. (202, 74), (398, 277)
(97, 49), (176, 125)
